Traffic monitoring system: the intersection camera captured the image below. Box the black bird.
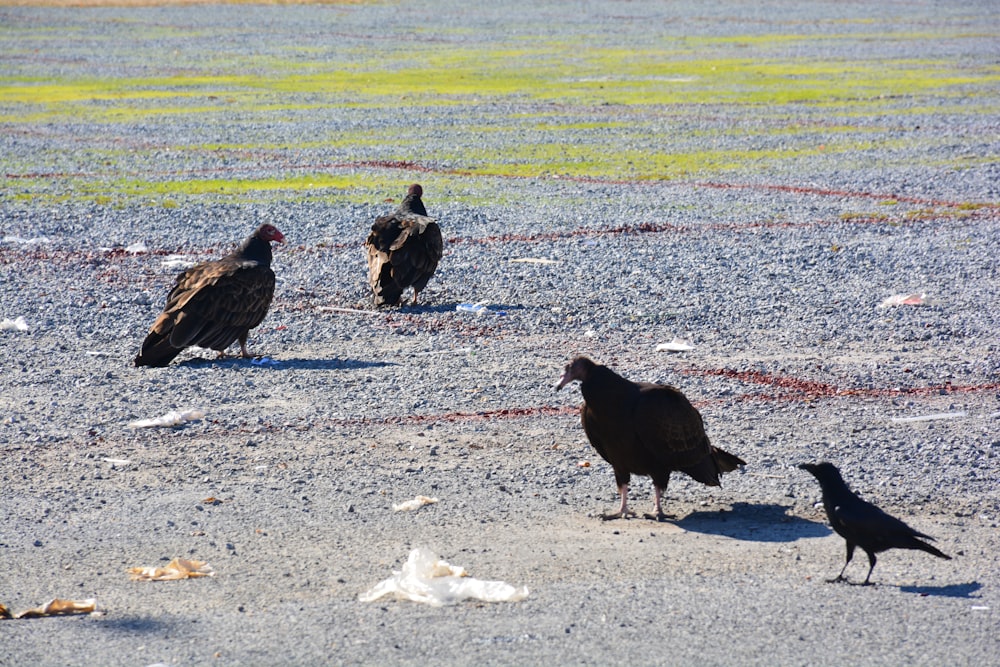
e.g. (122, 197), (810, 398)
(799, 462), (951, 585)
(364, 184), (443, 306)
(556, 356), (745, 521)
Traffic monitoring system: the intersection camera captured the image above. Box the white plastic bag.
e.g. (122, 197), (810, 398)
(359, 548), (529, 607)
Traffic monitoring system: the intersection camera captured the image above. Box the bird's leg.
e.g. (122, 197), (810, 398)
(600, 484), (636, 520)
(828, 543), (856, 583)
(238, 334), (253, 359)
(861, 552), (877, 586)
(643, 484), (670, 522)
(411, 289), (419, 306)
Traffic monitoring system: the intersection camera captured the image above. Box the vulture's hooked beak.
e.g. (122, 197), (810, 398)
(555, 372), (573, 392)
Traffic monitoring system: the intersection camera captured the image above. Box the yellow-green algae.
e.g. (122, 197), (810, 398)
(1, 26), (997, 204)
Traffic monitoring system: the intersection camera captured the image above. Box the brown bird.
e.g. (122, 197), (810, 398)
(556, 356), (745, 521)
(364, 184), (443, 306)
(134, 223), (285, 367)
(799, 462), (951, 585)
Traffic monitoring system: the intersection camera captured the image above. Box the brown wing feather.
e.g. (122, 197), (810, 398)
(365, 213), (441, 304)
(169, 262), (275, 348)
(389, 217), (442, 291)
(365, 219), (403, 305)
(136, 258), (274, 365)
(632, 384), (710, 464)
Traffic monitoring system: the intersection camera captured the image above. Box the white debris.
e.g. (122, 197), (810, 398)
(161, 255), (197, 270)
(879, 293), (938, 307)
(456, 302), (489, 315)
(890, 411), (966, 424)
(509, 257), (560, 264)
(655, 338), (693, 352)
(129, 409), (205, 429)
(0, 317), (29, 332)
(359, 548), (529, 607)
(412, 348), (472, 357)
(125, 241), (148, 254)
(2, 235), (51, 245)
(392, 495), (439, 512)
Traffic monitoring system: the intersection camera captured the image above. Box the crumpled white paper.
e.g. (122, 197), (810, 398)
(0, 317), (29, 332)
(129, 409), (205, 428)
(359, 548), (529, 607)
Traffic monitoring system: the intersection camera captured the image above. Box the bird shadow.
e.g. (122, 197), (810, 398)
(675, 502), (831, 542)
(95, 615), (172, 634)
(178, 356), (395, 371)
(401, 301), (526, 315)
(898, 582), (983, 598)
(268, 357), (397, 371)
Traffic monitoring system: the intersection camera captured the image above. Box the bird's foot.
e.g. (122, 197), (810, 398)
(600, 509), (637, 521)
(642, 511), (672, 522)
(826, 575), (848, 584)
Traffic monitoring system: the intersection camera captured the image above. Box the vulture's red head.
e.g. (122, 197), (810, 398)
(257, 224), (285, 244)
(556, 356), (595, 391)
(407, 184), (423, 198)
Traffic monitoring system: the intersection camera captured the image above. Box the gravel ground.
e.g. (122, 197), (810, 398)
(1, 1), (999, 666)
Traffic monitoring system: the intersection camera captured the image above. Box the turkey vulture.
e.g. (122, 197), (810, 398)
(134, 223), (284, 367)
(556, 356), (745, 521)
(364, 184), (443, 306)
(799, 462), (951, 585)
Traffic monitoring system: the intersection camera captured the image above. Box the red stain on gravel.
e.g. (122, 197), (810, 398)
(684, 367), (1000, 401)
(319, 370), (998, 427)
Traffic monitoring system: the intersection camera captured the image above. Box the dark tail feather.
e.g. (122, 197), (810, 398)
(373, 267), (403, 306)
(711, 446), (746, 474)
(134, 333), (182, 367)
(911, 538), (951, 560)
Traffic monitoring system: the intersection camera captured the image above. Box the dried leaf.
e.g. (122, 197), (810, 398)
(129, 557), (215, 581)
(3, 598), (97, 619)
(392, 495), (439, 512)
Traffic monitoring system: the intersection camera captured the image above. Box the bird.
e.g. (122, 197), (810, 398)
(799, 461), (951, 585)
(134, 223), (285, 367)
(556, 356), (745, 521)
(364, 184), (443, 306)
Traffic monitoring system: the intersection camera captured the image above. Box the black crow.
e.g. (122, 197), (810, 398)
(799, 461), (951, 585)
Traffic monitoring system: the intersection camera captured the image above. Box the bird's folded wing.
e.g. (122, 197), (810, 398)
(633, 387), (707, 457)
